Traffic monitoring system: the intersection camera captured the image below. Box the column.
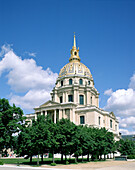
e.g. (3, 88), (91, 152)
(45, 110), (47, 116)
(62, 109), (65, 118)
(63, 93), (65, 103)
(59, 109), (62, 120)
(35, 113), (37, 120)
(72, 108), (75, 124)
(86, 90), (89, 105)
(70, 109), (72, 122)
(54, 110), (56, 123)
(74, 90), (76, 104)
(76, 90), (78, 104)
(41, 111), (43, 115)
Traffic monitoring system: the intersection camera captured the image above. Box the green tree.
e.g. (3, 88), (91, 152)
(56, 118), (77, 163)
(0, 98), (25, 156)
(17, 115), (52, 164)
(117, 139), (135, 156)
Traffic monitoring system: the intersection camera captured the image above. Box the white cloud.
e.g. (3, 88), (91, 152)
(0, 44), (58, 111)
(104, 88), (113, 96)
(10, 89), (51, 111)
(104, 88), (135, 117)
(119, 128), (135, 135)
(129, 73), (135, 90)
(104, 73), (135, 134)
(0, 44), (13, 57)
(118, 116), (135, 129)
(25, 52), (36, 57)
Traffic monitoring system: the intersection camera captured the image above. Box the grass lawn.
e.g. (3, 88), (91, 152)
(0, 157), (106, 166)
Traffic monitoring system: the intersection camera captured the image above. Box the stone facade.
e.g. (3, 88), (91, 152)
(26, 35), (120, 141)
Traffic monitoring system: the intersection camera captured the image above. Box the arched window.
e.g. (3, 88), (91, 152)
(61, 80), (63, 86)
(68, 95), (73, 102)
(99, 116), (101, 125)
(79, 95), (84, 105)
(79, 79), (83, 85)
(110, 119), (112, 128)
(74, 51), (77, 55)
(69, 79), (72, 85)
(115, 124), (117, 131)
(80, 116), (85, 124)
(88, 81), (90, 85)
(91, 96), (92, 105)
(60, 96), (63, 103)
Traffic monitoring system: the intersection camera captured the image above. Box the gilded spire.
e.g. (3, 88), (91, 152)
(73, 32), (76, 48)
(69, 33), (80, 62)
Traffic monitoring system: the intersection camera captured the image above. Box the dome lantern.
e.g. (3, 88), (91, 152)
(69, 33), (80, 62)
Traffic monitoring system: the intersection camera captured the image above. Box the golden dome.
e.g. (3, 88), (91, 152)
(58, 61), (92, 78)
(58, 34), (92, 79)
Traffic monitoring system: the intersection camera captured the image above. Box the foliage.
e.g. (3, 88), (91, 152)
(0, 101), (121, 164)
(127, 155), (135, 159)
(0, 98), (26, 155)
(116, 139), (135, 156)
(15, 116), (117, 163)
(51, 162), (56, 166)
(0, 160), (4, 165)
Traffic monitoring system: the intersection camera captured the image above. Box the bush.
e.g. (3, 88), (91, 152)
(51, 163), (56, 166)
(0, 161), (4, 165)
(127, 155), (135, 159)
(65, 161), (69, 164)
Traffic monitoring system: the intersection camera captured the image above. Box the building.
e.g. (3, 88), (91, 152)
(26, 35), (120, 141)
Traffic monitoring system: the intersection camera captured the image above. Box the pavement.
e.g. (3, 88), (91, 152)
(0, 160), (135, 170)
(0, 165), (71, 170)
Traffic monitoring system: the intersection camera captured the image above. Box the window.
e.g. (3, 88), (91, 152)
(88, 81), (90, 85)
(60, 96), (63, 103)
(79, 95), (84, 105)
(110, 120), (112, 128)
(115, 124), (117, 131)
(69, 79), (72, 85)
(74, 51), (77, 55)
(91, 96), (92, 105)
(99, 116), (101, 125)
(68, 95), (73, 102)
(79, 79), (83, 85)
(80, 116), (85, 124)
(61, 80), (63, 86)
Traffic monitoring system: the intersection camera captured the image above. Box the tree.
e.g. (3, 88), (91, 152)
(56, 118), (76, 163)
(117, 139), (135, 156)
(17, 115), (52, 164)
(0, 98), (25, 156)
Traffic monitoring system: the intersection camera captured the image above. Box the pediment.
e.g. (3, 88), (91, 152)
(39, 100), (60, 108)
(109, 112), (116, 118)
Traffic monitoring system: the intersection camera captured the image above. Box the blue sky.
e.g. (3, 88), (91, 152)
(0, 0), (135, 135)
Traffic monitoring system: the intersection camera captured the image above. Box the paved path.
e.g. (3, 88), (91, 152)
(0, 165), (71, 170)
(0, 161), (135, 170)
(96, 161), (135, 170)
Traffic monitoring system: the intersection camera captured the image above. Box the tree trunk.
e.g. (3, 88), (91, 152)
(91, 154), (94, 161)
(52, 150), (55, 163)
(77, 155), (78, 162)
(87, 154), (90, 162)
(65, 154), (67, 164)
(75, 156), (77, 163)
(61, 153), (63, 163)
(30, 155), (32, 163)
(82, 154), (83, 162)
(37, 152), (39, 165)
(104, 154), (106, 160)
(113, 152), (114, 159)
(41, 153), (43, 162)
